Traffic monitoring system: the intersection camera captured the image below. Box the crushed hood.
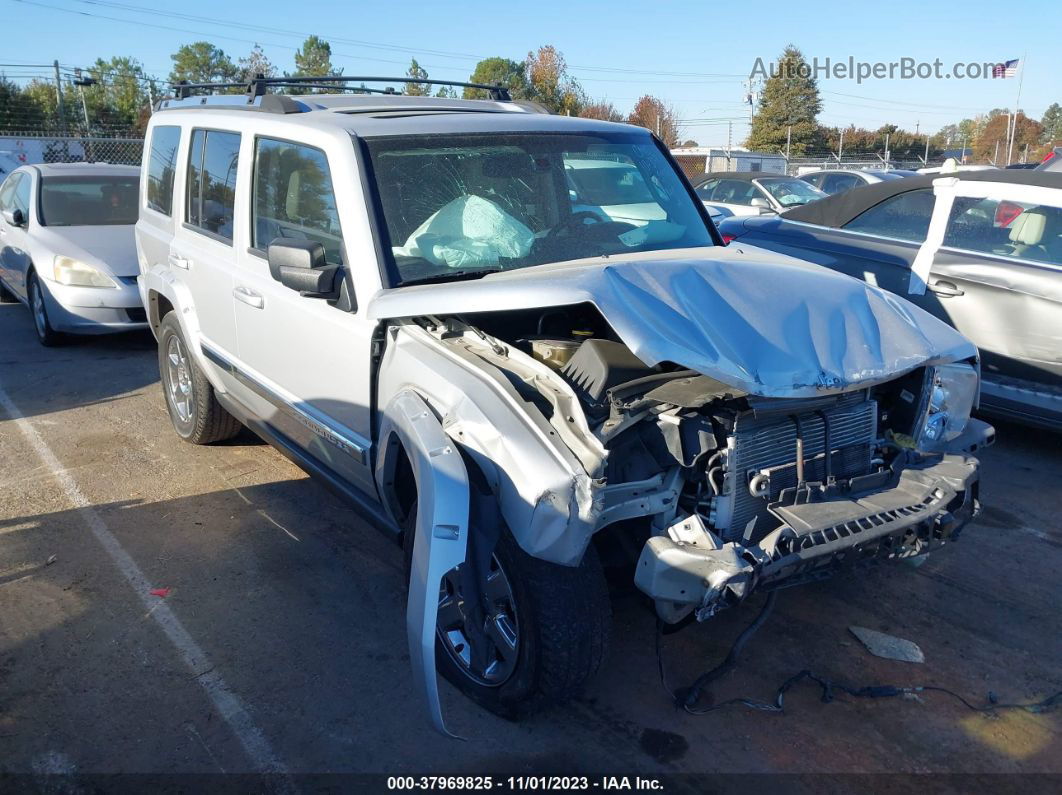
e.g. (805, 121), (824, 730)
(367, 247), (977, 398)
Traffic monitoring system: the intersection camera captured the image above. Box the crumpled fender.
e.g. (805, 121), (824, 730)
(377, 390), (470, 739)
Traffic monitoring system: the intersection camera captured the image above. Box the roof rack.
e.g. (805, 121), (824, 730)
(172, 74), (511, 102)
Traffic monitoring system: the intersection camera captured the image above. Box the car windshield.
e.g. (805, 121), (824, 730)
(39, 175), (139, 226)
(363, 132), (714, 286)
(756, 177), (826, 207)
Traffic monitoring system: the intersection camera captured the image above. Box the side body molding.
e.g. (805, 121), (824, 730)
(379, 390), (470, 738)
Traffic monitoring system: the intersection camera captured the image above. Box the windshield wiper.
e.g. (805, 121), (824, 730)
(398, 267), (505, 287)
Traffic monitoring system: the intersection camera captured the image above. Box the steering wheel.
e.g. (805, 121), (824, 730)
(546, 211), (605, 240)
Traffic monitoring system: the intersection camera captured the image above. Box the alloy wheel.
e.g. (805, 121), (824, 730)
(165, 335), (195, 424)
(437, 555), (519, 687)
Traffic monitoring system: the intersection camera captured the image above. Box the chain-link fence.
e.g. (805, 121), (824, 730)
(0, 133), (143, 175)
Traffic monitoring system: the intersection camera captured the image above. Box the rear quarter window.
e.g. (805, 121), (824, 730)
(146, 125), (181, 216)
(842, 188), (934, 243)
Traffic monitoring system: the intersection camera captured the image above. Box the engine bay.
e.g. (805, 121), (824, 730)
(436, 303), (933, 547)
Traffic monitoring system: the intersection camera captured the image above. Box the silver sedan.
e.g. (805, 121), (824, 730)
(0, 162), (146, 345)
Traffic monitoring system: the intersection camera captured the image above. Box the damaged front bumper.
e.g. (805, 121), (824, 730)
(635, 452), (981, 623)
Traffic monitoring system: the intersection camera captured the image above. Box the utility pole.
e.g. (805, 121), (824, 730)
(883, 133), (890, 170)
(53, 60), (66, 132)
(1022, 142), (1029, 163)
(785, 125), (791, 163)
(992, 139), (1000, 166)
(923, 134), (930, 166)
(834, 128), (844, 166)
(726, 121), (732, 170)
(72, 69), (94, 131)
(1006, 54), (1027, 166)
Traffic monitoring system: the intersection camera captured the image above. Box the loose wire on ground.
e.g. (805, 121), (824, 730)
(658, 593), (1062, 718)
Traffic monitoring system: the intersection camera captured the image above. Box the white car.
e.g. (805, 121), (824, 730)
(138, 79), (988, 735)
(799, 168), (919, 195)
(0, 162), (147, 345)
(691, 171), (826, 219)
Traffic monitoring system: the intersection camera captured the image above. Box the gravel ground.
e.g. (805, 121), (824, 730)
(0, 302), (1059, 786)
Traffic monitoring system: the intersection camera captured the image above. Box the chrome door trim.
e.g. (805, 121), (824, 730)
(201, 340), (369, 465)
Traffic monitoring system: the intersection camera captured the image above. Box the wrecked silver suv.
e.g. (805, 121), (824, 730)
(137, 78), (990, 736)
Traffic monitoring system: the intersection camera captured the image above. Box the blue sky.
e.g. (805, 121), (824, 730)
(2, 0), (1056, 147)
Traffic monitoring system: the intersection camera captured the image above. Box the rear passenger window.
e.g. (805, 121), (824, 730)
(186, 129), (241, 242)
(842, 188), (934, 243)
(252, 138), (343, 264)
(146, 125), (181, 216)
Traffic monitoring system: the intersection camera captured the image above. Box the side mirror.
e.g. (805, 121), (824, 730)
(2, 207), (25, 227)
(749, 197), (770, 209)
(267, 239), (338, 297)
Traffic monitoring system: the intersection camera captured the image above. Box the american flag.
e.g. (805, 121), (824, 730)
(993, 59), (1019, 78)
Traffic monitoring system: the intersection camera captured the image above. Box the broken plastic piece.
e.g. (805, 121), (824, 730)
(849, 626), (925, 663)
(149, 588), (172, 597)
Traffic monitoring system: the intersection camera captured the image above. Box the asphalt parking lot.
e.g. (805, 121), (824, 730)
(1, 301), (1060, 784)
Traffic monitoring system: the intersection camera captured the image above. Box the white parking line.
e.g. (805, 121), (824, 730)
(0, 382), (291, 781)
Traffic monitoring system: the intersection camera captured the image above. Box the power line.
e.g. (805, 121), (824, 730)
(50, 0), (751, 80)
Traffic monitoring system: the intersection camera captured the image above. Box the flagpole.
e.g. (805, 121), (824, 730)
(1007, 54), (1027, 165)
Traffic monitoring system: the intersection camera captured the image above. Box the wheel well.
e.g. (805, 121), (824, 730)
(149, 291), (174, 335)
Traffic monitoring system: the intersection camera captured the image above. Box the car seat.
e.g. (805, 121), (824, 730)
(1009, 207), (1062, 263)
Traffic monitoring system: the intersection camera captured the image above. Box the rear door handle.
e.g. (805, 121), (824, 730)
(233, 286), (264, 309)
(928, 279), (964, 297)
(168, 253), (190, 270)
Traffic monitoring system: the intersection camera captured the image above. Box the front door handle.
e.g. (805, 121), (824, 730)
(928, 279), (964, 297)
(233, 286), (264, 309)
(168, 253), (190, 270)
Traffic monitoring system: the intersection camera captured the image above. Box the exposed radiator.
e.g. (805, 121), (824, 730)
(712, 392), (878, 542)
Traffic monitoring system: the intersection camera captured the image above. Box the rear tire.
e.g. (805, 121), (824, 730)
(158, 312), (241, 444)
(404, 499), (611, 719)
(27, 271), (63, 347)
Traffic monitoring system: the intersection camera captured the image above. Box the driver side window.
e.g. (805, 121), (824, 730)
(252, 138), (344, 265)
(0, 173), (19, 211)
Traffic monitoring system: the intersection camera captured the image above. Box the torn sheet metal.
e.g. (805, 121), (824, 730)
(376, 324), (600, 566)
(368, 248), (976, 398)
(383, 390), (470, 738)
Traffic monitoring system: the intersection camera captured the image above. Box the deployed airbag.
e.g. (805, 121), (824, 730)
(393, 195), (535, 269)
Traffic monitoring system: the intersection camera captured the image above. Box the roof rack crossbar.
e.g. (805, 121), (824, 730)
(172, 75), (511, 102)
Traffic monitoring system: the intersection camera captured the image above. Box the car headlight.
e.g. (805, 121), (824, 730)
(916, 363), (978, 451)
(53, 256), (118, 288)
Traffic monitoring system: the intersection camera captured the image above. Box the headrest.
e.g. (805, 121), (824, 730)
(1009, 208), (1049, 246)
(285, 170), (301, 219)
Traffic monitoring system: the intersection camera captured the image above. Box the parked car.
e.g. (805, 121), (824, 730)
(0, 162), (146, 345)
(719, 169), (1062, 430)
(691, 171), (826, 218)
(1038, 147), (1062, 172)
(138, 80), (989, 735)
(800, 168), (919, 195)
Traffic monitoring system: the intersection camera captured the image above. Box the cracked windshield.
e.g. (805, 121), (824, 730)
(364, 133), (714, 285)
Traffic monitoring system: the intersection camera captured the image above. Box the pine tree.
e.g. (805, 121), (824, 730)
(745, 45), (821, 156)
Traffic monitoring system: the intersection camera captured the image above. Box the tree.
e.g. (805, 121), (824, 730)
(745, 45), (821, 156)
(579, 101), (624, 122)
(525, 45), (584, 115)
(81, 56), (148, 130)
(0, 76), (47, 131)
(680, 139), (699, 148)
(169, 42), (239, 86)
(238, 44), (277, 82)
(627, 95), (679, 147)
(973, 112), (1044, 163)
(404, 58), (430, 96)
(289, 35), (341, 93)
(463, 57), (530, 100)
(1041, 103), (1062, 145)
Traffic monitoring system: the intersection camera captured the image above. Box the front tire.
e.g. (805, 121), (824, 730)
(27, 272), (63, 346)
(158, 312), (241, 444)
(405, 504), (611, 719)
